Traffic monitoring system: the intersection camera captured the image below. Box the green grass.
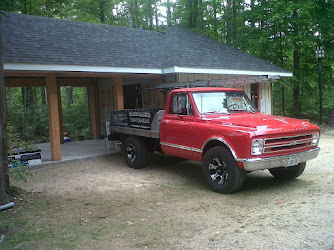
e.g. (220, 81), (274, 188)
(0, 189), (193, 249)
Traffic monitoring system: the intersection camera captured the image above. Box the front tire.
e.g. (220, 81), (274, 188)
(123, 136), (152, 169)
(202, 146), (246, 194)
(269, 162), (306, 180)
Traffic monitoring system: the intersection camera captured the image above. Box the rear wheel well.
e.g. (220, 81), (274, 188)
(121, 135), (159, 153)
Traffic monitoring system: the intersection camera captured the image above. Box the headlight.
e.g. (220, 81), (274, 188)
(311, 132), (319, 146)
(251, 139), (264, 155)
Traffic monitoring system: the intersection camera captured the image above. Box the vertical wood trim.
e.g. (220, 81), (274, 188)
(113, 77), (124, 110)
(89, 80), (100, 138)
(258, 83), (263, 114)
(258, 82), (271, 115)
(154, 77), (164, 109)
(46, 74), (61, 161)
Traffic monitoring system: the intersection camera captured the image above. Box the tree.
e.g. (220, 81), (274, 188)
(0, 13), (10, 206)
(1, 0), (333, 123)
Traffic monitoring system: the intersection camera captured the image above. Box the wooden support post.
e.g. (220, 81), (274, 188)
(113, 77), (124, 110)
(58, 85), (64, 144)
(89, 80), (101, 138)
(46, 74), (61, 161)
(155, 77), (165, 109)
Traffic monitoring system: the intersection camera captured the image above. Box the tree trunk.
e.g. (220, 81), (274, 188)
(99, 0), (106, 23)
(0, 16), (10, 205)
(226, 0), (232, 45)
(213, 0), (217, 33)
(292, 10), (300, 116)
(155, 4), (159, 28)
(232, 0), (238, 46)
(23, 0), (28, 14)
(167, 0), (172, 27)
(293, 47), (300, 115)
(279, 30), (285, 115)
(148, 0), (153, 30)
(24, 87), (34, 108)
(41, 87), (46, 105)
(198, 0), (203, 30)
(66, 86), (73, 106)
(192, 0), (198, 29)
(187, 0), (193, 28)
(250, 0), (255, 28)
(129, 0), (139, 29)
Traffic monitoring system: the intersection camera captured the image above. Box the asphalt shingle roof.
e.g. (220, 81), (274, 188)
(1, 11), (290, 74)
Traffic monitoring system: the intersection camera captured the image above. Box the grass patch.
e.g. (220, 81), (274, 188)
(0, 189), (195, 249)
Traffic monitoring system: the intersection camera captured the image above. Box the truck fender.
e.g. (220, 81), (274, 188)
(201, 137), (240, 161)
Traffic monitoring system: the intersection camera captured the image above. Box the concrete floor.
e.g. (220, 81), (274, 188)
(33, 139), (119, 169)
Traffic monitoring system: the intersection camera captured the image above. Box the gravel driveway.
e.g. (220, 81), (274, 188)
(7, 133), (334, 249)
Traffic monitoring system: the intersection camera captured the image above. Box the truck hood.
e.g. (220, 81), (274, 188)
(205, 113), (319, 135)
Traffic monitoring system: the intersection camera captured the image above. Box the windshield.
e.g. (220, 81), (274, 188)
(192, 91), (258, 115)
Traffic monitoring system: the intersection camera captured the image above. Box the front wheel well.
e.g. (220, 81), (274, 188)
(202, 140), (232, 160)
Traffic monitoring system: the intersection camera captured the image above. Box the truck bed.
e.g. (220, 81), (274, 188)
(109, 109), (165, 139)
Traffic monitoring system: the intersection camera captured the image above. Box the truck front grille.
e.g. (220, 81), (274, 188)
(263, 133), (313, 154)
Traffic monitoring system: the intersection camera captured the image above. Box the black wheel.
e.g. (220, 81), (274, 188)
(202, 146), (246, 194)
(269, 162), (306, 180)
(123, 136), (152, 169)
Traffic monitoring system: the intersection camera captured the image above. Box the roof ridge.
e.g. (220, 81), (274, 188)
(0, 11), (162, 35)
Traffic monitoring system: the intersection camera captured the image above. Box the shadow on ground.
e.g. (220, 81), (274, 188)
(110, 152), (313, 195)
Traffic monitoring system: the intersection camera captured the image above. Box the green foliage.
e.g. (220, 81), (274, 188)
(7, 125), (36, 183)
(7, 125), (38, 151)
(8, 163), (33, 183)
(61, 87), (92, 139)
(6, 86), (92, 143)
(2, 0), (334, 123)
(6, 87), (49, 143)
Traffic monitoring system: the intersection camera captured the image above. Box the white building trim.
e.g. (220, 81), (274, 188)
(4, 63), (293, 77)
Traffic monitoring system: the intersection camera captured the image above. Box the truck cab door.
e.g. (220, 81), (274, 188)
(160, 93), (196, 160)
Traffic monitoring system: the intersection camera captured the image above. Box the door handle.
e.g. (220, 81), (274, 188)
(163, 121), (169, 124)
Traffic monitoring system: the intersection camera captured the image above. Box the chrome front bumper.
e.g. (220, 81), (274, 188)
(241, 148), (320, 172)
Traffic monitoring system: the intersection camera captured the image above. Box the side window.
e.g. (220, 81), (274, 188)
(169, 94), (194, 116)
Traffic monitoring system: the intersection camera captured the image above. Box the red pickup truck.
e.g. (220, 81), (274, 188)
(109, 87), (320, 193)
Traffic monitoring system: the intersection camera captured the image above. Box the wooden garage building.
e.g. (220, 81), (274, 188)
(1, 12), (292, 161)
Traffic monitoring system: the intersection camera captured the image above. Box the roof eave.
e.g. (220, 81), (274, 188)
(4, 63), (293, 77)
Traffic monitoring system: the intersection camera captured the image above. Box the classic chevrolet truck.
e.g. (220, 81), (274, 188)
(109, 87), (320, 193)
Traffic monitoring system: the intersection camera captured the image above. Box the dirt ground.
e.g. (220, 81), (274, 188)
(2, 133), (334, 249)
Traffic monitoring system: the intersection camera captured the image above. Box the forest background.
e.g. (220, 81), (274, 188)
(1, 0), (333, 143)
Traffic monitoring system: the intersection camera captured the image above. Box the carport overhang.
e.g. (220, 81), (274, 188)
(4, 62), (292, 162)
(5, 63), (293, 77)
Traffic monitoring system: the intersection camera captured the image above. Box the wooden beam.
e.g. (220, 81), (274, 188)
(113, 77), (124, 110)
(55, 72), (162, 78)
(4, 77), (45, 87)
(46, 74), (62, 161)
(88, 80), (101, 138)
(57, 78), (94, 87)
(154, 77), (165, 109)
(4, 72), (47, 77)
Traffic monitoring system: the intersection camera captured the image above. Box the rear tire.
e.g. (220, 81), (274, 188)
(269, 162), (306, 180)
(123, 136), (152, 169)
(202, 146), (246, 194)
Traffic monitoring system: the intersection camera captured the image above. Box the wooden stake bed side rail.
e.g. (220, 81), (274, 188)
(109, 125), (160, 139)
